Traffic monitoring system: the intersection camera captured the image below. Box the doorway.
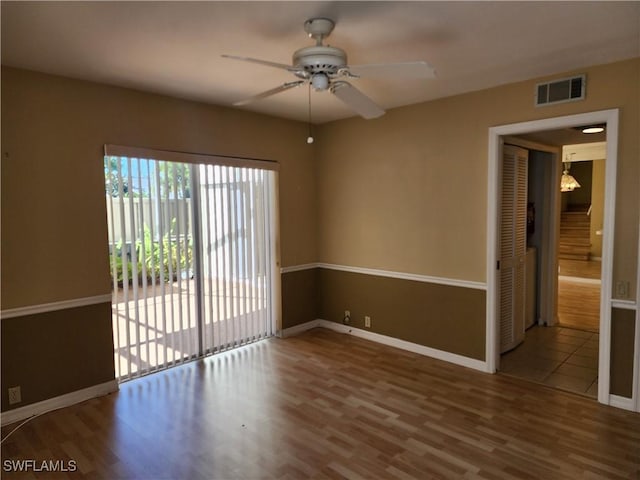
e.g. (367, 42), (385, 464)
(499, 143), (605, 397)
(486, 109), (619, 406)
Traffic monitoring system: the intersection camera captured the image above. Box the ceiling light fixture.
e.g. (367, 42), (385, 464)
(582, 125), (605, 134)
(560, 156), (580, 192)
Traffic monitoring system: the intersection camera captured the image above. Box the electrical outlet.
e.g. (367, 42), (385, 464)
(343, 310), (351, 325)
(8, 386), (21, 405)
(364, 316), (371, 328)
(615, 280), (630, 299)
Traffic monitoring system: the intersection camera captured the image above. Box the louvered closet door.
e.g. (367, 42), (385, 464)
(499, 145), (528, 353)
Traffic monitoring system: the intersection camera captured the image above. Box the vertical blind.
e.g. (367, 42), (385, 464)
(105, 148), (277, 381)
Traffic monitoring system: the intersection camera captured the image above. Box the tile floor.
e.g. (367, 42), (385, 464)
(500, 325), (599, 398)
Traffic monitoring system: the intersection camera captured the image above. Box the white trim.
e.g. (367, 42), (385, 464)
(1, 294), (112, 320)
(609, 394), (635, 412)
(487, 109), (619, 404)
(271, 172), (283, 335)
(281, 320), (488, 372)
(279, 319), (323, 338)
(562, 142), (607, 163)
(635, 301), (640, 412)
(598, 110), (619, 405)
(635, 210), (640, 413)
(318, 263), (487, 290)
(611, 300), (636, 311)
(609, 296), (639, 412)
(280, 263), (318, 274)
(280, 262), (486, 290)
(104, 144), (279, 172)
(1, 380), (118, 427)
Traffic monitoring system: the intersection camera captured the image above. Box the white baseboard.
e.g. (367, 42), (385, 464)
(279, 320), (323, 338)
(281, 320), (488, 373)
(1, 380), (119, 427)
(609, 394), (636, 412)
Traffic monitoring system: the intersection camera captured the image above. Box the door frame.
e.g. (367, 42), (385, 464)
(486, 109), (619, 406)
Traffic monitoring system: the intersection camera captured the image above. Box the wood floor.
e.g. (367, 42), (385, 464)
(557, 279), (600, 332)
(558, 259), (601, 280)
(558, 259), (601, 332)
(2, 329), (639, 479)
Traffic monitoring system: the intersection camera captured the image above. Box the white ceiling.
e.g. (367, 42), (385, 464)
(2, 1), (639, 124)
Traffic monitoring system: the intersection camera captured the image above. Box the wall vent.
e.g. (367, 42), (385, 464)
(535, 74), (585, 107)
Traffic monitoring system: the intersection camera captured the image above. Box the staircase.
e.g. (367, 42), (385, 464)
(559, 205), (591, 261)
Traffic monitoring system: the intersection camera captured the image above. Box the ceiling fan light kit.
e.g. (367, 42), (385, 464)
(311, 73), (330, 91)
(223, 17), (436, 120)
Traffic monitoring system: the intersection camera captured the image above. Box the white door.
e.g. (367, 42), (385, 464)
(499, 144), (528, 353)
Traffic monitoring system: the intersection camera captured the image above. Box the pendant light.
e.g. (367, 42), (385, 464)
(560, 157), (580, 192)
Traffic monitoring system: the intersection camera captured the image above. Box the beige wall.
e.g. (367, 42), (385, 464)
(2, 58), (639, 408)
(1, 67), (317, 309)
(1, 67), (318, 410)
(316, 58), (639, 297)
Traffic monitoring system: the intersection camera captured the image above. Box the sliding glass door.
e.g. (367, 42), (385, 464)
(198, 165), (274, 354)
(105, 155), (276, 381)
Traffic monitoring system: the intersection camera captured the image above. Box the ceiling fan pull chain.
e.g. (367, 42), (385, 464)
(307, 83), (314, 144)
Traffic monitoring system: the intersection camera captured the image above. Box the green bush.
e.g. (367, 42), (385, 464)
(109, 223), (193, 287)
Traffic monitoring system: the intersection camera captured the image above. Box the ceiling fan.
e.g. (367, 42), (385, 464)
(223, 17), (436, 119)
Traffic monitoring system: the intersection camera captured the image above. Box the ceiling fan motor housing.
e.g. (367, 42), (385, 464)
(292, 45), (348, 83)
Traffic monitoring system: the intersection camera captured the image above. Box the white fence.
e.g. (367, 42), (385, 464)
(105, 196), (192, 245)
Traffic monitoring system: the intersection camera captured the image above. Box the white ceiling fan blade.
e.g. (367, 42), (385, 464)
(222, 54), (297, 72)
(330, 82), (385, 119)
(233, 81), (305, 106)
(348, 61), (436, 79)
